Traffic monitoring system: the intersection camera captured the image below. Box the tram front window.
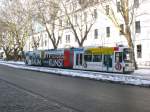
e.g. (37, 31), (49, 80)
(123, 48), (133, 63)
(115, 52), (122, 63)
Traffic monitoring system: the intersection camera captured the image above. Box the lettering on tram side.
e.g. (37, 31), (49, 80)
(33, 59), (41, 65)
(32, 54), (41, 65)
(48, 55), (64, 67)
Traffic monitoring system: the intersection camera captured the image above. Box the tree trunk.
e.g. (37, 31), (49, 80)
(13, 48), (19, 61)
(130, 40), (138, 70)
(126, 26), (138, 69)
(4, 52), (12, 60)
(53, 44), (57, 50)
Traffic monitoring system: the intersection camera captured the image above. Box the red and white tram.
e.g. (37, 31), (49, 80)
(25, 46), (134, 73)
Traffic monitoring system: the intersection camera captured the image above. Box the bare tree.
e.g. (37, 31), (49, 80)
(61, 0), (97, 47)
(32, 0), (63, 49)
(0, 30), (14, 60)
(99, 0), (147, 69)
(0, 0), (32, 60)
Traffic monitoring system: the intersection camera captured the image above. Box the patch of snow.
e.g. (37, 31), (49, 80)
(134, 69), (150, 75)
(0, 60), (24, 65)
(0, 60), (150, 87)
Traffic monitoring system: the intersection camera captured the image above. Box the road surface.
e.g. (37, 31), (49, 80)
(0, 65), (150, 112)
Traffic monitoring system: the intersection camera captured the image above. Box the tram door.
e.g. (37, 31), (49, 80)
(74, 53), (84, 69)
(114, 52), (123, 72)
(103, 55), (113, 72)
(73, 48), (84, 69)
(76, 53), (83, 68)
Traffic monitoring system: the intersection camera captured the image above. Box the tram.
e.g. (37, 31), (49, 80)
(25, 46), (135, 73)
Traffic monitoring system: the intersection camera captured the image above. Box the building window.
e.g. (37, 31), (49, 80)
(137, 44), (142, 58)
(120, 24), (124, 35)
(106, 27), (110, 37)
(84, 12), (87, 22)
(117, 1), (121, 12)
(45, 40), (47, 47)
(106, 5), (109, 15)
(58, 36), (62, 44)
(73, 2), (77, 10)
(94, 9), (97, 19)
(45, 34), (47, 38)
(94, 29), (98, 39)
(66, 35), (70, 43)
(135, 21), (141, 33)
(74, 14), (78, 25)
(59, 19), (62, 27)
(134, 0), (139, 8)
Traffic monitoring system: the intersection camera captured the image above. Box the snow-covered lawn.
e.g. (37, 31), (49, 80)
(0, 60), (150, 87)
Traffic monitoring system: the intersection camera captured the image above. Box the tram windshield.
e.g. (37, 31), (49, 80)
(123, 48), (133, 63)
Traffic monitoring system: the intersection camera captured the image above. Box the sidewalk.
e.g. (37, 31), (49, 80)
(0, 60), (150, 87)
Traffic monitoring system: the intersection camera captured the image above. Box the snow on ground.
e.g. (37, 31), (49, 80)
(0, 60), (150, 87)
(134, 69), (150, 75)
(0, 60), (24, 65)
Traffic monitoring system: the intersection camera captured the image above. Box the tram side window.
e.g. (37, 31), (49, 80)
(80, 54), (83, 65)
(45, 54), (48, 59)
(115, 52), (122, 63)
(103, 55), (112, 66)
(37, 54), (40, 59)
(103, 55), (107, 66)
(93, 55), (102, 62)
(84, 55), (92, 62)
(76, 54), (79, 65)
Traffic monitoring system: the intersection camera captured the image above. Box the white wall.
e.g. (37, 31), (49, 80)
(24, 0), (150, 67)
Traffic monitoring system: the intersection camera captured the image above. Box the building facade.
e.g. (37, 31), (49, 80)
(24, 0), (150, 67)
